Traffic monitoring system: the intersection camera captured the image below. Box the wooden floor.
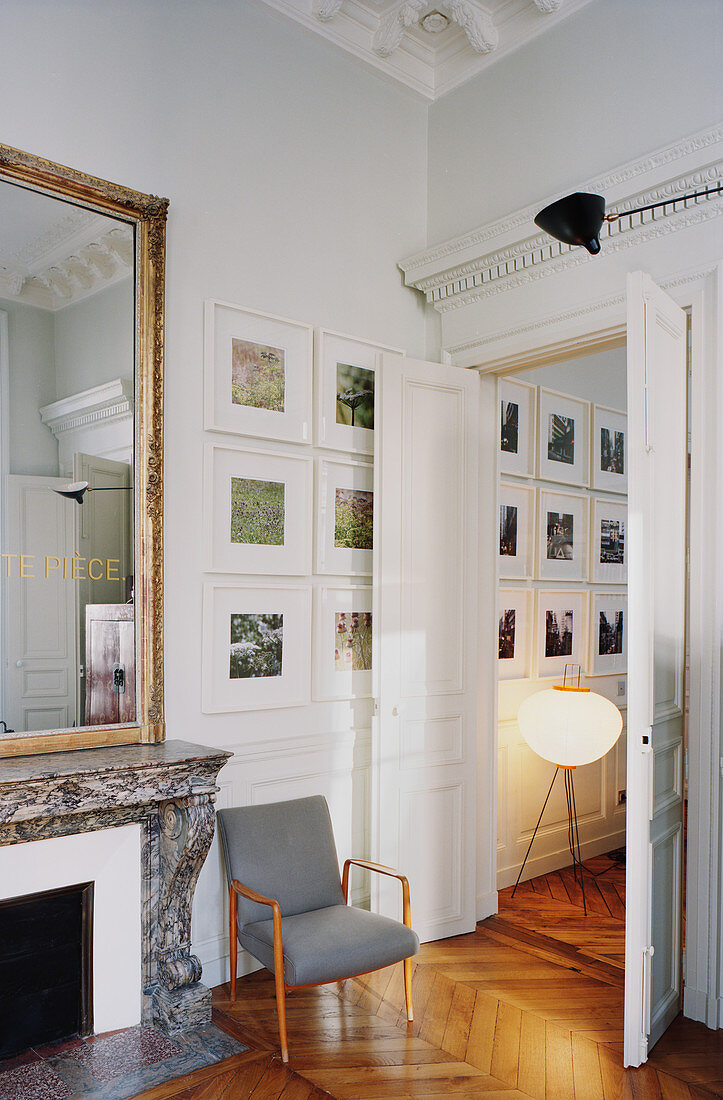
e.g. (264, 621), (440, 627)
(138, 853), (723, 1100)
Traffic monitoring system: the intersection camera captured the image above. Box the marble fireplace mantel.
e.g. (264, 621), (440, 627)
(0, 740), (231, 1035)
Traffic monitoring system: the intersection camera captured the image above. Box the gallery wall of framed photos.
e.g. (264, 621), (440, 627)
(200, 299), (403, 911)
(495, 364), (629, 888)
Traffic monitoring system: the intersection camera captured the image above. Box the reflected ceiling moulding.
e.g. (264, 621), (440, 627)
(259, 0), (597, 100)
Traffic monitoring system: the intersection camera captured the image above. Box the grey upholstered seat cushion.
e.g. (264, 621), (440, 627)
(217, 796), (346, 926)
(240, 904), (420, 987)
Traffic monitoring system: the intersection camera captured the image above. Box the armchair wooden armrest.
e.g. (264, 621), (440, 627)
(228, 878), (287, 1056)
(341, 858), (412, 929)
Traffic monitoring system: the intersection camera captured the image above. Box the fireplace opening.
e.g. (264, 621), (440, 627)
(0, 881), (93, 1060)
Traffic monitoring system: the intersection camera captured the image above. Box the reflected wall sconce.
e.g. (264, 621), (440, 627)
(534, 182), (723, 255)
(512, 664), (623, 914)
(52, 481), (133, 505)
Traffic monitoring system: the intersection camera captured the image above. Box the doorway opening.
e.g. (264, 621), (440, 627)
(486, 328), (689, 1060)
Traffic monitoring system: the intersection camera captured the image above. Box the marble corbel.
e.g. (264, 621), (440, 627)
(152, 787), (218, 1033)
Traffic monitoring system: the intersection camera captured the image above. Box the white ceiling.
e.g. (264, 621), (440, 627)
(0, 181), (133, 310)
(258, 0), (596, 100)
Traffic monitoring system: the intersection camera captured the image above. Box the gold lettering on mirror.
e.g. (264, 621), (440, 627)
(0, 144), (167, 756)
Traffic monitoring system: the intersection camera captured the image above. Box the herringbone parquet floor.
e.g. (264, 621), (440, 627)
(139, 853), (723, 1100)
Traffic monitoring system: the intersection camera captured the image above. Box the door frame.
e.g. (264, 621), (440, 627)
(468, 267), (721, 1032)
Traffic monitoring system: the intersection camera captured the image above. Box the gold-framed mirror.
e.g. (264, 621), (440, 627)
(0, 144), (167, 757)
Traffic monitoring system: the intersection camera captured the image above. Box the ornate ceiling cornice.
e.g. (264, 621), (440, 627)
(399, 125), (723, 313)
(259, 0), (596, 100)
(39, 378), (134, 439)
(0, 223), (133, 311)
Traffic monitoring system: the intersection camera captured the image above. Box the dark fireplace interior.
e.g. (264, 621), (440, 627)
(0, 882), (93, 1060)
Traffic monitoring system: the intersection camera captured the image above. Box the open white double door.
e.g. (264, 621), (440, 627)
(372, 272), (686, 1070)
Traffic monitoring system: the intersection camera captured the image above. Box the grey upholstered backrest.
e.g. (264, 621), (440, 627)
(217, 796), (346, 927)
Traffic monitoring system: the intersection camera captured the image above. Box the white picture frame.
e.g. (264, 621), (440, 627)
(589, 592), (627, 676)
(499, 377), (536, 477)
(313, 585), (373, 700)
(316, 458), (374, 576)
(537, 488), (588, 582)
(591, 497), (627, 583)
(498, 481), (535, 579)
(204, 299), (313, 443)
(203, 443), (312, 575)
(592, 404), (627, 493)
(537, 387), (590, 487)
(315, 328), (404, 455)
(498, 588), (532, 681)
(534, 589), (588, 680)
(201, 582), (311, 712)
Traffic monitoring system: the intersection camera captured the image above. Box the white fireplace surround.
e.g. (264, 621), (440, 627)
(0, 824), (142, 1034)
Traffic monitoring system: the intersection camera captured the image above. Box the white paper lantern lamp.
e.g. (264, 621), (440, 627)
(517, 686), (623, 768)
(513, 683), (623, 915)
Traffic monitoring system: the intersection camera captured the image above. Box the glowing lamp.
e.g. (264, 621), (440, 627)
(517, 685), (623, 768)
(512, 681), (623, 915)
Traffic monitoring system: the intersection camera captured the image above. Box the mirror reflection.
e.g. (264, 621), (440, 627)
(0, 180), (135, 733)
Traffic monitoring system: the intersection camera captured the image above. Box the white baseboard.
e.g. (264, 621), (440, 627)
(476, 890), (498, 921)
(496, 829), (626, 891)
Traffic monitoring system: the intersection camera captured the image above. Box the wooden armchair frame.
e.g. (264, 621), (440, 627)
(229, 858), (414, 1063)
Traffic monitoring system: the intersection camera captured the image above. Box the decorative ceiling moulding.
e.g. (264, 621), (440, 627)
(259, 0), (595, 100)
(399, 125), (723, 313)
(40, 378), (134, 439)
(0, 223), (133, 310)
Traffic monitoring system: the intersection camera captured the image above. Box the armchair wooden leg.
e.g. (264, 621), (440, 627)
(229, 885), (237, 1002)
(274, 970), (289, 1063)
(403, 957), (413, 1022)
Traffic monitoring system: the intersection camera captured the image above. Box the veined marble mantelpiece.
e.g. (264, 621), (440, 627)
(0, 740), (231, 1035)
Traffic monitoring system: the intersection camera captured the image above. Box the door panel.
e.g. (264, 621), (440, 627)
(374, 353), (481, 943)
(624, 272), (686, 1066)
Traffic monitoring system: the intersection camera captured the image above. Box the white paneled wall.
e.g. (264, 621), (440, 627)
(193, 729), (372, 989)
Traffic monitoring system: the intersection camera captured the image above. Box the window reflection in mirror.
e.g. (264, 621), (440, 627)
(0, 179), (135, 734)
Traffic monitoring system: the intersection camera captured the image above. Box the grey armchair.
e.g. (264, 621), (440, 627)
(217, 795), (419, 1062)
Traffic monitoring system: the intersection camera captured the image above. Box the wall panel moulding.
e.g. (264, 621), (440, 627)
(258, 0), (597, 100)
(398, 125), (723, 312)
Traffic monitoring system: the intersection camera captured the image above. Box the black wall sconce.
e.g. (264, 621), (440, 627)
(52, 481), (133, 505)
(535, 183), (723, 255)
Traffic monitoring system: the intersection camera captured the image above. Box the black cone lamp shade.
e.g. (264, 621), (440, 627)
(534, 192), (606, 255)
(54, 480), (90, 503)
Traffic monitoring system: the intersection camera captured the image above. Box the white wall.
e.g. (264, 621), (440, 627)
(53, 279), (134, 400)
(426, 0), (722, 243)
(515, 346), (626, 411)
(1, 300), (59, 476)
(1, 0), (428, 988)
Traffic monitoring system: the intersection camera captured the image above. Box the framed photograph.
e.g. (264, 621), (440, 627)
(537, 388), (590, 487)
(591, 497), (627, 583)
(534, 589), (588, 679)
(498, 589), (532, 680)
(315, 329), (404, 455)
(313, 585), (373, 700)
(202, 583), (311, 712)
(203, 443), (312, 575)
(499, 377), (536, 477)
(592, 405), (627, 493)
(204, 299), (313, 443)
(590, 592), (627, 676)
(498, 481), (534, 579)
(316, 458), (374, 576)
(537, 489), (588, 582)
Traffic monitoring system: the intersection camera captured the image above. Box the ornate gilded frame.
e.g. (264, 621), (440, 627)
(0, 144), (168, 756)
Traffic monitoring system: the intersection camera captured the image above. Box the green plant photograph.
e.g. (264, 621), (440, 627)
(229, 613), (283, 679)
(336, 362), (374, 429)
(334, 488), (373, 550)
(230, 476), (285, 545)
(231, 337), (285, 411)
